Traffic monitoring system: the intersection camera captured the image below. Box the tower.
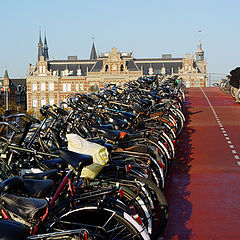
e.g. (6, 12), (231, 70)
(43, 32), (49, 60)
(90, 38), (97, 60)
(38, 29), (43, 61)
(196, 40), (204, 61)
(195, 40), (206, 73)
(3, 66), (10, 87)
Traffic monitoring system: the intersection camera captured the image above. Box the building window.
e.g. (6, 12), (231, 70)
(49, 99), (54, 106)
(32, 99), (37, 108)
(32, 83), (37, 91)
(41, 99), (46, 107)
(112, 64), (117, 71)
(67, 83), (71, 92)
(53, 71), (57, 76)
(65, 69), (69, 76)
(80, 83), (84, 91)
(76, 83), (79, 91)
(39, 66), (42, 73)
(43, 66), (46, 73)
(63, 83), (67, 92)
(120, 64), (124, 71)
(185, 81), (191, 88)
(105, 65), (108, 72)
(194, 81), (200, 87)
(49, 82), (54, 91)
(40, 83), (45, 91)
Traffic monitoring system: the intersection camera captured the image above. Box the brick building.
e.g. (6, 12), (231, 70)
(0, 67), (26, 112)
(27, 33), (207, 117)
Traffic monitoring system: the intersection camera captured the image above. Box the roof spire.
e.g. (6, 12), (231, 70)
(39, 27), (42, 44)
(4, 66), (9, 79)
(38, 27), (43, 61)
(90, 37), (97, 60)
(43, 28), (49, 60)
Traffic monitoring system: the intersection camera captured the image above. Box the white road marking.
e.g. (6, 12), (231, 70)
(200, 87), (240, 166)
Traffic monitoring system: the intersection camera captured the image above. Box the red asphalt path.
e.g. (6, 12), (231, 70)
(163, 87), (240, 240)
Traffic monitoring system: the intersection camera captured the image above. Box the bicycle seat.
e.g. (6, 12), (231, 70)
(41, 159), (67, 171)
(58, 149), (93, 170)
(1, 176), (54, 198)
(0, 176), (24, 194)
(89, 138), (106, 145)
(0, 221), (29, 240)
(23, 179), (54, 198)
(1, 193), (48, 221)
(92, 129), (121, 141)
(23, 169), (59, 181)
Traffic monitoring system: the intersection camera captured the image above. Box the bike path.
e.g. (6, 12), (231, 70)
(163, 87), (240, 240)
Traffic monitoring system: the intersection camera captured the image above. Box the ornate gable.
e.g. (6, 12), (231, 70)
(101, 47), (127, 73)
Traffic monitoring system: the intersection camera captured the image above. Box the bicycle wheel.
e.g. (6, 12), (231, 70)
(133, 175), (168, 240)
(54, 205), (150, 240)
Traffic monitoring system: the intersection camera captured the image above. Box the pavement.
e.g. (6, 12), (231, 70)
(163, 87), (240, 240)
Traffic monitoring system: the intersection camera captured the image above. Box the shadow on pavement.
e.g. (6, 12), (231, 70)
(163, 95), (196, 240)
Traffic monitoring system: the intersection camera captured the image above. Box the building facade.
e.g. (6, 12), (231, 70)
(0, 68), (26, 113)
(27, 33), (207, 117)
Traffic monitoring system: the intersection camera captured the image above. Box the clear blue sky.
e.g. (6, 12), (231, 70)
(0, 0), (240, 78)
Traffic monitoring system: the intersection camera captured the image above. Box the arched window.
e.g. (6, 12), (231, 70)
(120, 64), (124, 71)
(105, 65), (109, 72)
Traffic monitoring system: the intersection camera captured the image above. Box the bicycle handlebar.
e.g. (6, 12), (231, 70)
(2, 113), (40, 124)
(0, 122), (21, 133)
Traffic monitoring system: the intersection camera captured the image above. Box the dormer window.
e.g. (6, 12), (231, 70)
(77, 68), (82, 76)
(65, 69), (69, 76)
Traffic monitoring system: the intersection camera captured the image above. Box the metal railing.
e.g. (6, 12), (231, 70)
(206, 73), (227, 87)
